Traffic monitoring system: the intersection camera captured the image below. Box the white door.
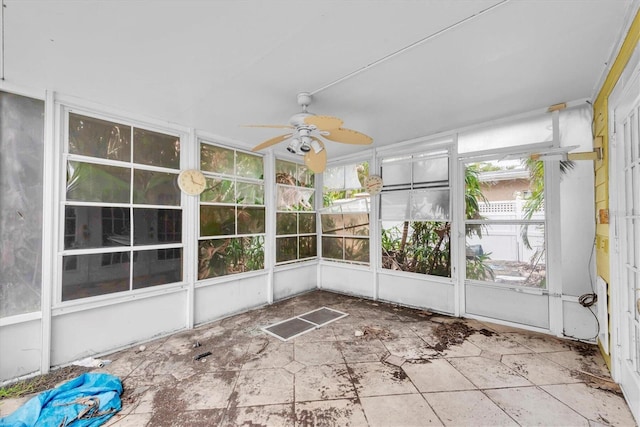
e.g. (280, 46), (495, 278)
(612, 75), (640, 423)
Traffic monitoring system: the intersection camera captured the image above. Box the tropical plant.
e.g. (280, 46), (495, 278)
(520, 158), (575, 250)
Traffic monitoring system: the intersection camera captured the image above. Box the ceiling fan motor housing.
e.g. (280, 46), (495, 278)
(289, 112), (315, 127)
(297, 92), (312, 108)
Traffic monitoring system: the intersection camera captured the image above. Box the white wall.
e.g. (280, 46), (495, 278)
(51, 291), (186, 366)
(562, 300), (599, 340)
(378, 272), (454, 314)
(194, 274), (269, 325)
(273, 263), (317, 301)
(465, 284), (549, 329)
(319, 262), (374, 298)
(0, 318), (42, 380)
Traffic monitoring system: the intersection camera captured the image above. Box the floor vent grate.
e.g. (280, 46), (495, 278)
(262, 307), (348, 341)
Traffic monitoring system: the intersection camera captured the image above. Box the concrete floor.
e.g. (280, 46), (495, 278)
(2, 290), (637, 426)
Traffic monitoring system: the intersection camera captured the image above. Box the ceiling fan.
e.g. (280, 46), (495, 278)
(246, 92), (373, 173)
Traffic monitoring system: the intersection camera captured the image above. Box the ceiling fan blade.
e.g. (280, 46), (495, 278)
(251, 133), (293, 152)
(304, 115), (344, 130)
(304, 140), (327, 173)
(242, 124), (294, 129)
(323, 128), (373, 145)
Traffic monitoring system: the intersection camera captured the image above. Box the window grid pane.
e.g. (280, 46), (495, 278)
(62, 111), (182, 302)
(321, 162), (370, 264)
(199, 142), (265, 277)
(275, 159), (317, 265)
(380, 150), (451, 277)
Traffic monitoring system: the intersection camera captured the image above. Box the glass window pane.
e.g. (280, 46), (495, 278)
(156, 209), (182, 244)
(63, 206), (130, 248)
(382, 158), (412, 187)
(276, 213), (297, 235)
(201, 177), (235, 203)
(381, 221), (451, 277)
(323, 165), (346, 189)
(276, 159), (297, 183)
(380, 191), (410, 220)
(298, 164), (314, 188)
(198, 236), (264, 279)
(62, 253), (130, 301)
(322, 236), (343, 260)
(0, 91), (44, 316)
(299, 236), (317, 258)
(101, 207), (131, 246)
(69, 113), (131, 161)
(236, 151), (263, 179)
(321, 214), (344, 235)
(465, 223), (546, 288)
(458, 114), (553, 153)
(343, 213), (369, 236)
(467, 159), (541, 221)
(276, 237), (297, 263)
(200, 206), (235, 236)
(133, 170), (180, 206)
(133, 208), (181, 245)
(132, 248), (182, 289)
(237, 206), (265, 234)
(277, 185), (314, 211)
(67, 161), (130, 203)
(411, 189), (450, 221)
(237, 181), (264, 205)
(201, 144), (234, 175)
(133, 128), (180, 169)
(413, 156), (448, 185)
(345, 238), (369, 263)
(299, 213), (316, 234)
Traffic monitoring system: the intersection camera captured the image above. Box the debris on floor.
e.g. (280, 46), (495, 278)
(382, 354), (405, 367)
(0, 373), (122, 427)
(0, 366), (89, 401)
(72, 357), (111, 368)
(193, 351), (212, 361)
(358, 326), (395, 340)
(431, 321), (474, 351)
(573, 369), (624, 396)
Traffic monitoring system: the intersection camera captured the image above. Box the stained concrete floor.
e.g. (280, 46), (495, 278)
(1, 290), (637, 426)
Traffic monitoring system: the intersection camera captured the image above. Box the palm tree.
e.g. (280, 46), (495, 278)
(520, 158), (575, 249)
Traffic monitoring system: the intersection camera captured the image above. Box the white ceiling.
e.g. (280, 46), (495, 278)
(3, 0), (634, 159)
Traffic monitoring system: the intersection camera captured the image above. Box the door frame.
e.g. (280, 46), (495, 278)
(456, 142), (562, 333)
(608, 46), (640, 423)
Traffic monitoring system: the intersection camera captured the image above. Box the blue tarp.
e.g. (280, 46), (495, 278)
(0, 373), (122, 427)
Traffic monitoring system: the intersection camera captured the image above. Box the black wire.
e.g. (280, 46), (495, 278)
(563, 235), (600, 342)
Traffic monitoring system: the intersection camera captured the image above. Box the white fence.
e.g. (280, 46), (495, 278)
(468, 199), (545, 264)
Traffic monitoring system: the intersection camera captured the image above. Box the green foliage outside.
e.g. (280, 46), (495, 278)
(520, 157), (574, 284)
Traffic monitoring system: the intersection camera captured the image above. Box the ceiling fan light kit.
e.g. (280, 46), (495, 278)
(248, 92), (372, 173)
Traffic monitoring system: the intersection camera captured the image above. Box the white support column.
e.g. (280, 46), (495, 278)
(40, 90), (56, 374)
(185, 128), (197, 329)
(369, 152), (380, 300)
(452, 138), (464, 318)
(315, 169), (323, 290)
(264, 151), (275, 304)
(0, 0), (4, 81)
(547, 110), (564, 336)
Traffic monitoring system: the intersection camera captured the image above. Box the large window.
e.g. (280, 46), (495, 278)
(0, 91), (44, 317)
(275, 159), (316, 264)
(464, 158), (546, 288)
(380, 149), (452, 277)
(61, 113), (183, 301)
(198, 143), (264, 279)
(321, 162), (370, 264)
